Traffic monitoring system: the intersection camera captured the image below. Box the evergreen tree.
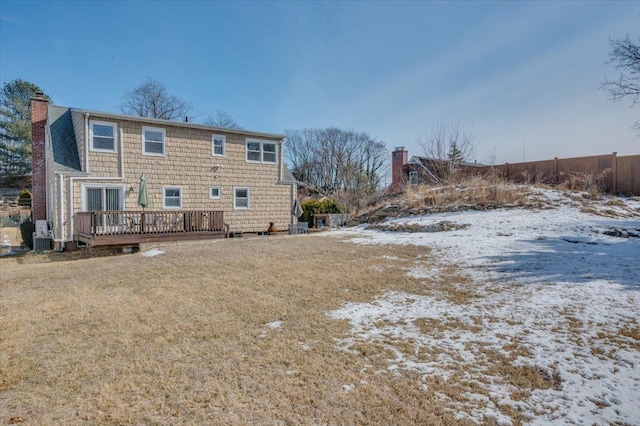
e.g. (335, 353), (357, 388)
(448, 142), (464, 164)
(0, 79), (51, 175)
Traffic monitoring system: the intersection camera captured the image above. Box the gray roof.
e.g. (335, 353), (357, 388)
(281, 165), (297, 183)
(48, 106), (82, 172)
(409, 156), (484, 168)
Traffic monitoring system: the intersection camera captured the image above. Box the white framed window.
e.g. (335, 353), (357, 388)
(143, 126), (166, 156)
(163, 186), (182, 209)
(212, 134), (226, 156)
(409, 171), (418, 185)
(209, 186), (221, 199)
(233, 187), (250, 209)
(246, 138), (277, 164)
(90, 120), (117, 152)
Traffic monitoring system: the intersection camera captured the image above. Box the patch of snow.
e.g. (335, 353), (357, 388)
(327, 190), (640, 425)
(140, 248), (164, 257)
(407, 267), (439, 280)
(298, 342), (311, 350)
(266, 321), (282, 329)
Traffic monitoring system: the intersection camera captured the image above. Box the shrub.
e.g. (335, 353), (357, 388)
(17, 189), (32, 207)
(20, 216), (35, 250)
(300, 199), (344, 226)
(558, 170), (608, 199)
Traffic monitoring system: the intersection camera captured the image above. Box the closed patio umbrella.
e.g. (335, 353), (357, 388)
(138, 174), (149, 209)
(291, 199), (303, 217)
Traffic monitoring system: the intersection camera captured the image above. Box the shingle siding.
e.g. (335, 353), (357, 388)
(72, 116), (292, 233)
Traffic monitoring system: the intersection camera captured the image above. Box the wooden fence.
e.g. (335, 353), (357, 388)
(470, 152), (640, 195)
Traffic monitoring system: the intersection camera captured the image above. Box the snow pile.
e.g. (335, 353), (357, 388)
(328, 189), (640, 425)
(140, 248), (165, 257)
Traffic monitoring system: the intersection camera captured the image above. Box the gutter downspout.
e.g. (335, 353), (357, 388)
(56, 173), (64, 245)
(279, 138), (284, 182)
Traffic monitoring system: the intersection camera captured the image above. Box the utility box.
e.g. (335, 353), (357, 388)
(35, 220), (48, 237)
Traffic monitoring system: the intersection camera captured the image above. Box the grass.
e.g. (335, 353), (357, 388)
(1, 235), (478, 425)
(1, 226), (631, 424)
(403, 178), (531, 209)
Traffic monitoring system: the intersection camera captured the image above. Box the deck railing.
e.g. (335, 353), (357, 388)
(75, 210), (226, 238)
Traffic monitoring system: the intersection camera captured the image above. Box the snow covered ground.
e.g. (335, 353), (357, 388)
(327, 189), (640, 425)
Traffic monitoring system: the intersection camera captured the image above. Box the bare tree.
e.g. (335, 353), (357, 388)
(601, 34), (640, 132)
(285, 127), (388, 213)
(120, 78), (192, 121)
(417, 121), (476, 180)
(482, 145), (499, 166)
(204, 110), (241, 129)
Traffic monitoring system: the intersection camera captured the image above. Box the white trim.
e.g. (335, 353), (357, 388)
(119, 128), (124, 177)
(245, 138), (277, 164)
(211, 134), (226, 157)
(59, 174), (64, 241)
(84, 113), (90, 172)
(233, 186), (250, 210)
(209, 186), (221, 200)
(162, 186), (182, 209)
(279, 140), (284, 181)
(89, 120), (118, 153)
(142, 126), (166, 157)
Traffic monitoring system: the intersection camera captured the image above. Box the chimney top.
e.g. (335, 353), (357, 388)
(31, 91), (48, 102)
(394, 146), (406, 152)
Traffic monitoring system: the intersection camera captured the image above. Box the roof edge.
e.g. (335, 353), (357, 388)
(68, 107), (286, 140)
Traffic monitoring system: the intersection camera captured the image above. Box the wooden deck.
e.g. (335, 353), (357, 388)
(75, 210), (228, 246)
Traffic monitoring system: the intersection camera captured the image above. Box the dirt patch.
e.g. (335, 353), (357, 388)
(369, 220), (469, 233)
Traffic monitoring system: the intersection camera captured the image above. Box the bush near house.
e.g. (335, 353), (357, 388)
(300, 199), (344, 227)
(19, 216), (34, 250)
(17, 189), (32, 207)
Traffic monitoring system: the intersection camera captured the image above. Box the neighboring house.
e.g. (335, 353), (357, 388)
(390, 147), (483, 193)
(30, 94), (298, 250)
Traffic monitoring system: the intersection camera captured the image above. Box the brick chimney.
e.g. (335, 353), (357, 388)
(390, 146), (408, 193)
(30, 92), (48, 221)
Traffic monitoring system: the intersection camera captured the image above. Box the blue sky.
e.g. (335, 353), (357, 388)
(1, 1), (638, 164)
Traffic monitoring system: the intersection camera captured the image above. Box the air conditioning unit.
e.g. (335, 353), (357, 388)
(33, 233), (52, 251)
(35, 220), (48, 237)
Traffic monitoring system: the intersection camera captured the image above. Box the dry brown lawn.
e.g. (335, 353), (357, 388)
(1, 233), (556, 425)
(1, 234), (478, 425)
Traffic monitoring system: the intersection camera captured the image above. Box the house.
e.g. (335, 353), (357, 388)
(390, 147), (484, 193)
(30, 94), (298, 250)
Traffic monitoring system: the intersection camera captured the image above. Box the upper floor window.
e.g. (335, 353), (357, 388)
(90, 121), (117, 152)
(163, 186), (182, 209)
(246, 138), (277, 164)
(143, 126), (166, 156)
(212, 134), (226, 156)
